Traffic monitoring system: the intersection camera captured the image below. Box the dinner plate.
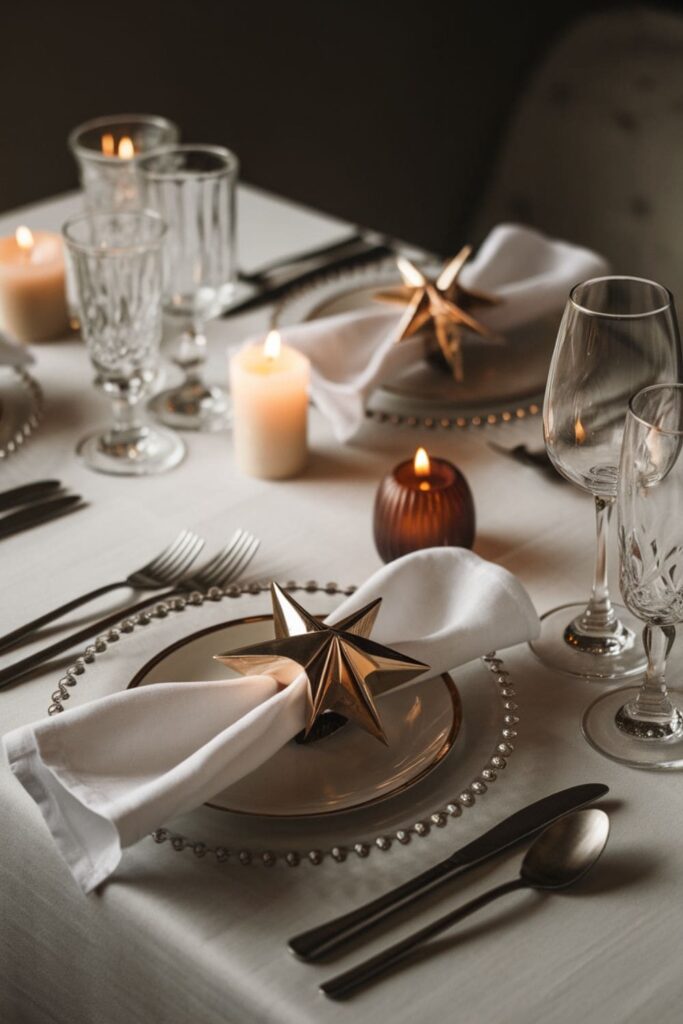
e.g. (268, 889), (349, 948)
(46, 582), (520, 868)
(274, 258), (549, 428)
(0, 366), (44, 460)
(128, 614), (462, 818)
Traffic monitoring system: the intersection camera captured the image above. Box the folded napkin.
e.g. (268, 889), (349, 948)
(0, 333), (33, 368)
(264, 223), (608, 441)
(4, 548), (540, 893)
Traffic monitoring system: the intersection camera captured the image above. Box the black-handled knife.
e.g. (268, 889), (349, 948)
(288, 782), (609, 962)
(222, 241), (395, 319)
(0, 479), (61, 513)
(0, 494), (84, 541)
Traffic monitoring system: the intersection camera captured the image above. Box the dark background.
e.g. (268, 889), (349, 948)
(1, 1), (678, 253)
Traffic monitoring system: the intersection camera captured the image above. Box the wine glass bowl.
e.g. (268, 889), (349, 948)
(584, 383), (683, 768)
(531, 276), (682, 679)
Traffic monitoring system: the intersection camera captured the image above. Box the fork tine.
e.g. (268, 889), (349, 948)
(130, 530), (197, 586)
(219, 534), (260, 585)
(209, 532), (254, 583)
(152, 531), (201, 580)
(139, 529), (192, 576)
(196, 530), (244, 583)
(165, 534), (205, 582)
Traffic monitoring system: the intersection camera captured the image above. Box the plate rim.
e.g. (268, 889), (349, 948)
(127, 612), (463, 820)
(0, 366), (44, 460)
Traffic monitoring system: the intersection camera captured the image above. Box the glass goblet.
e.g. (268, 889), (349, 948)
(583, 383), (683, 768)
(138, 145), (238, 431)
(63, 211), (185, 476)
(530, 276), (681, 679)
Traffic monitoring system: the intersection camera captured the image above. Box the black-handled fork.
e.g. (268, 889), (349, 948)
(0, 530), (260, 690)
(0, 529), (205, 654)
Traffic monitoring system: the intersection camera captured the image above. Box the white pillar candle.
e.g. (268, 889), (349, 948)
(0, 227), (69, 342)
(230, 330), (309, 479)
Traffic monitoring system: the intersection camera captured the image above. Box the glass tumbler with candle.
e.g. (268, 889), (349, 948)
(0, 226), (69, 342)
(139, 145), (238, 431)
(374, 447), (475, 562)
(530, 276), (682, 679)
(63, 210), (185, 476)
(68, 114), (179, 213)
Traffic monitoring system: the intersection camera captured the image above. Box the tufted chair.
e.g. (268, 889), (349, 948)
(471, 6), (683, 295)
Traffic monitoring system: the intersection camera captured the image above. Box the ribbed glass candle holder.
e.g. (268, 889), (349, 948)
(373, 456), (475, 562)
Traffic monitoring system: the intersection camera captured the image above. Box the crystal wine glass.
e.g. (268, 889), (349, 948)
(138, 144), (238, 431)
(530, 277), (681, 679)
(583, 383), (683, 768)
(63, 210), (185, 476)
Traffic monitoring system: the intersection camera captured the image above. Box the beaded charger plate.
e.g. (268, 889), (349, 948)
(47, 582), (519, 868)
(273, 258), (548, 430)
(0, 366), (44, 460)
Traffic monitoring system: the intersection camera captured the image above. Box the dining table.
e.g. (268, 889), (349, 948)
(0, 184), (680, 1024)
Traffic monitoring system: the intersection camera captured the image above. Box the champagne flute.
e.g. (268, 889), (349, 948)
(583, 383), (683, 768)
(530, 277), (681, 679)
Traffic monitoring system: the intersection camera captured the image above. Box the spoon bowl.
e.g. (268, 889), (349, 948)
(521, 808), (610, 890)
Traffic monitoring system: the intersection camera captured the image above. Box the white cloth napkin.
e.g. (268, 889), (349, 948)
(264, 223), (608, 441)
(4, 548), (540, 893)
(0, 333), (33, 368)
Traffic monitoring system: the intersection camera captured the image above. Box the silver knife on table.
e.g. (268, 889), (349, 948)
(288, 782), (609, 962)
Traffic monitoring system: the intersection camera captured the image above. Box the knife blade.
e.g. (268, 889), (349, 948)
(238, 231), (369, 285)
(0, 479), (62, 513)
(221, 241), (395, 319)
(0, 494), (84, 541)
(288, 782), (609, 962)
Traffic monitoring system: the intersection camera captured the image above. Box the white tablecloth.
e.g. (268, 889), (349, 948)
(0, 188), (680, 1024)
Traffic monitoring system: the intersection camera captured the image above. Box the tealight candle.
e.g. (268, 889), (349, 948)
(0, 226), (69, 342)
(373, 447), (475, 562)
(230, 330), (310, 479)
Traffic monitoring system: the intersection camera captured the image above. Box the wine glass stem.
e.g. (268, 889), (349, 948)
(633, 625), (676, 719)
(175, 325), (207, 385)
(579, 495), (618, 633)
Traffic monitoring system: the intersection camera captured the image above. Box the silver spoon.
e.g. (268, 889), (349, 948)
(321, 808), (610, 1000)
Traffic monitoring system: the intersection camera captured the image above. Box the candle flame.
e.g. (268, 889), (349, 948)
(117, 136), (135, 159)
(263, 330), (281, 361)
(575, 416), (586, 445)
(15, 226), (34, 252)
(101, 133), (115, 156)
(414, 447), (431, 476)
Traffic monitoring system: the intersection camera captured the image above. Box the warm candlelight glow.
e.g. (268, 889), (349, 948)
(15, 226), (34, 254)
(575, 416), (586, 445)
(101, 133), (115, 156)
(117, 136), (135, 159)
(263, 330), (281, 361)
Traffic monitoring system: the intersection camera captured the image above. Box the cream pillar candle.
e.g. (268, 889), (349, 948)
(230, 330), (309, 479)
(0, 227), (69, 342)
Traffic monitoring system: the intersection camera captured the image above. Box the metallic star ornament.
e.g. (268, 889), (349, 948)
(214, 583), (428, 745)
(374, 245), (501, 381)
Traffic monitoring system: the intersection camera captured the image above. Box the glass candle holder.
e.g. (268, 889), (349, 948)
(68, 114), (180, 213)
(63, 210), (185, 476)
(373, 447), (475, 562)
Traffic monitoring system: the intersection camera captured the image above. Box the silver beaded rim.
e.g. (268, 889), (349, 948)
(0, 367), (44, 460)
(271, 257), (542, 431)
(45, 581), (519, 868)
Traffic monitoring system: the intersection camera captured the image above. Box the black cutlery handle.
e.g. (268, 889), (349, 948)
(238, 231), (367, 284)
(0, 479), (61, 512)
(0, 588), (179, 690)
(0, 496), (83, 540)
(320, 878), (524, 1000)
(289, 857), (465, 961)
(0, 581), (131, 654)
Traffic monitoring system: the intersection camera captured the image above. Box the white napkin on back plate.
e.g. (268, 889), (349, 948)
(0, 333), (33, 368)
(264, 223), (607, 441)
(4, 548), (540, 893)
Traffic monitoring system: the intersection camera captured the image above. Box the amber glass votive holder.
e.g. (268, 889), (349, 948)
(373, 454), (475, 562)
